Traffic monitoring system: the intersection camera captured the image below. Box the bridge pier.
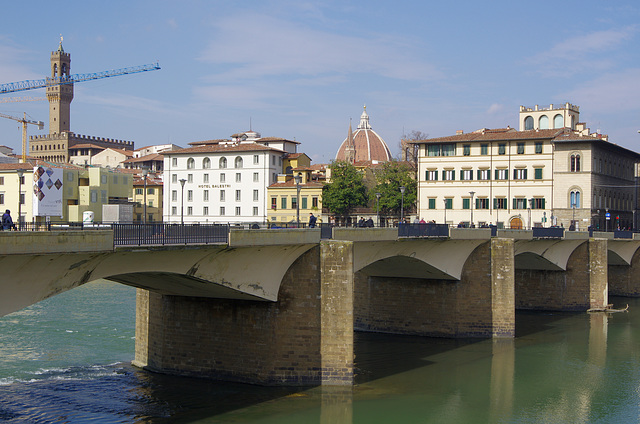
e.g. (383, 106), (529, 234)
(133, 241), (355, 386)
(515, 239), (608, 311)
(354, 238), (515, 338)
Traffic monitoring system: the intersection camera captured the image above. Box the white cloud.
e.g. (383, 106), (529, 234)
(486, 103), (504, 114)
(197, 14), (442, 84)
(527, 26), (637, 77)
(0, 42), (41, 84)
(559, 68), (640, 112)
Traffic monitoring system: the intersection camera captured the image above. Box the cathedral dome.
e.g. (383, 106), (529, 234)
(335, 106), (392, 163)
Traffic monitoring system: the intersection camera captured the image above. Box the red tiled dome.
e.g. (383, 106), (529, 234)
(336, 106), (392, 163)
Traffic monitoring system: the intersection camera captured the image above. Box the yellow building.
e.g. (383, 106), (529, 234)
(267, 154), (326, 226)
(133, 171), (163, 222)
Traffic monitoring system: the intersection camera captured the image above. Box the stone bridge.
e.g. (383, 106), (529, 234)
(1, 228), (639, 386)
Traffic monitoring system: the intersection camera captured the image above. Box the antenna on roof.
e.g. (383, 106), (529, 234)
(250, 117), (252, 132)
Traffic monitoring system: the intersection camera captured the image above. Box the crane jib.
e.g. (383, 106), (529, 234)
(0, 63), (161, 95)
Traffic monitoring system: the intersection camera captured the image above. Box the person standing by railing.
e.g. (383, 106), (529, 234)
(2, 210), (16, 231)
(309, 213), (317, 228)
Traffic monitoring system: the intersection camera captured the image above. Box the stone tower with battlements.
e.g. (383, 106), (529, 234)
(47, 37), (73, 135)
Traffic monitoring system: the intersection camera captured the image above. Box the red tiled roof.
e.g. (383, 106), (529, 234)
(268, 180), (325, 188)
(258, 137), (300, 144)
(161, 143), (285, 155)
(187, 139), (226, 146)
(69, 143), (106, 150)
(411, 128), (564, 143)
(122, 153), (163, 163)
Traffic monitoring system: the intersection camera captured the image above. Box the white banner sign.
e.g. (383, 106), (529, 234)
(32, 166), (63, 216)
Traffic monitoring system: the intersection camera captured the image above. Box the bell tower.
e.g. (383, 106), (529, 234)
(47, 36), (73, 134)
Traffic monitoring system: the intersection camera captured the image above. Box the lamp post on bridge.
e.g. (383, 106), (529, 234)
(16, 169), (23, 230)
(376, 192), (381, 227)
(469, 191), (475, 228)
(179, 178), (186, 225)
(528, 198), (534, 230)
(294, 173), (302, 227)
(142, 168), (149, 224)
(443, 198), (447, 225)
(400, 186), (405, 223)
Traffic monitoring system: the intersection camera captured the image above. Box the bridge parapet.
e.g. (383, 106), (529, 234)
(450, 227), (492, 239)
(0, 230), (113, 255)
(564, 231), (590, 240)
(229, 228), (320, 246)
(332, 227), (397, 242)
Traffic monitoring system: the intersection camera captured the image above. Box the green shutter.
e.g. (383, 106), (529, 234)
(513, 198), (517, 209)
(535, 168), (542, 179)
(524, 169), (528, 179)
(541, 198), (546, 209)
(434, 171), (438, 181)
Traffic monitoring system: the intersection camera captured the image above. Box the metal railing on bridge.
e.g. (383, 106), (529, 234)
(398, 223), (450, 238)
(112, 223), (229, 246)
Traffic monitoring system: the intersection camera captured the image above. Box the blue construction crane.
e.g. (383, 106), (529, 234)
(0, 62), (161, 94)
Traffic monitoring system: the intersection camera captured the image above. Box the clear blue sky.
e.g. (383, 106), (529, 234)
(1, 0), (639, 163)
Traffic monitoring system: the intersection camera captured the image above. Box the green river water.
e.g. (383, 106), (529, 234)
(0, 280), (638, 423)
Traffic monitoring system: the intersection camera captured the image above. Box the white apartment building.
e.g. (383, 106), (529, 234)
(162, 131), (298, 224)
(413, 104), (640, 230)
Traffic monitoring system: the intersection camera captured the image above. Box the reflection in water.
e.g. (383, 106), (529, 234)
(490, 338), (514, 422)
(320, 386), (353, 424)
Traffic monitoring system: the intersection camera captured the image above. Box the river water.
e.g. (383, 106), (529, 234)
(1, 280), (639, 423)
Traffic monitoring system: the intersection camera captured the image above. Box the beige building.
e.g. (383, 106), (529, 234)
(0, 162), (132, 223)
(412, 103), (640, 230)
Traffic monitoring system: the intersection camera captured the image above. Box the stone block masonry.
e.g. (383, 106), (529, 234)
(320, 241), (354, 385)
(134, 241), (355, 386)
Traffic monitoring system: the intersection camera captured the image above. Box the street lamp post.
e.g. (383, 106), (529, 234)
(400, 186), (406, 223)
(142, 168), (149, 224)
(16, 169), (23, 230)
(179, 178), (186, 225)
(469, 191), (475, 228)
(606, 208), (609, 232)
(528, 198), (534, 230)
(443, 198), (447, 225)
(376, 192), (381, 227)
(294, 173), (302, 227)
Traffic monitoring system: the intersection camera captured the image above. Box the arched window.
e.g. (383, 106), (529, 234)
(570, 154), (581, 172)
(187, 158), (195, 169)
(553, 114), (564, 128)
(570, 190), (581, 208)
(524, 116), (534, 130)
(539, 115), (549, 130)
(203, 157), (211, 169)
(219, 157), (227, 169)
(235, 156), (243, 168)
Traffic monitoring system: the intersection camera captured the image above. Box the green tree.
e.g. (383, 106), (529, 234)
(322, 161), (368, 217)
(371, 161), (417, 218)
